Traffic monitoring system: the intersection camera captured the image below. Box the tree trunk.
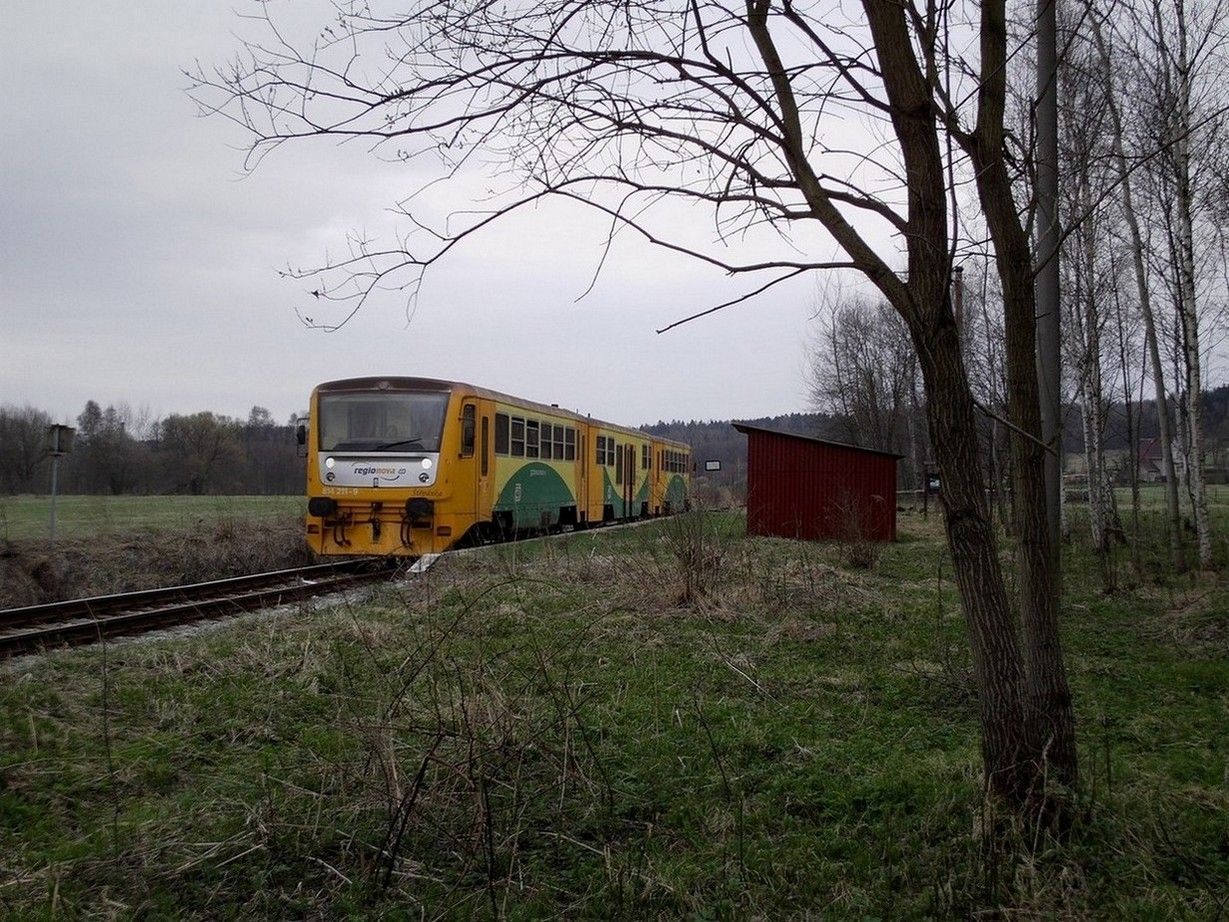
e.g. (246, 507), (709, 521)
(961, 0), (1077, 792)
(914, 315), (1032, 800)
(1073, 169), (1114, 591)
(1172, 0), (1213, 568)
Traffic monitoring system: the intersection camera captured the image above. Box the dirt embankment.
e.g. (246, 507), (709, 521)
(0, 517), (314, 608)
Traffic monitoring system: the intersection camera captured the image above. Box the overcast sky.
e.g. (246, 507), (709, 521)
(0, 0), (848, 431)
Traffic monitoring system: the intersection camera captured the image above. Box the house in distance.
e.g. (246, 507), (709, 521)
(732, 423), (900, 542)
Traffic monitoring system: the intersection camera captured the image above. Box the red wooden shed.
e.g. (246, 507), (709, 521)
(733, 423), (900, 542)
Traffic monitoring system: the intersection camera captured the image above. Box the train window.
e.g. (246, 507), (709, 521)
(541, 423), (553, 459)
(595, 435), (605, 465)
(564, 427), (576, 461)
(641, 444), (648, 470)
(511, 417), (525, 457)
(553, 426), (565, 460)
(495, 413), (509, 455)
(615, 442), (623, 483)
(526, 420), (540, 458)
(461, 405), (476, 456)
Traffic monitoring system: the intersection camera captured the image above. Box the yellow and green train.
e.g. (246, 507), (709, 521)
(302, 377), (692, 556)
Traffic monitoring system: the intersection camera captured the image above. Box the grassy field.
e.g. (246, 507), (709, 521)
(0, 495), (302, 543)
(0, 509), (1225, 917)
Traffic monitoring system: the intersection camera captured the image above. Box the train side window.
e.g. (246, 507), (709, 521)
(565, 427), (576, 461)
(615, 442), (623, 483)
(495, 413), (510, 455)
(595, 435), (605, 465)
(553, 426), (565, 460)
(541, 423), (553, 459)
(511, 417), (525, 457)
(641, 444), (648, 470)
(461, 405), (476, 456)
(526, 420), (540, 458)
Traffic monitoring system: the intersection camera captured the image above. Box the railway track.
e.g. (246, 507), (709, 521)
(0, 559), (400, 657)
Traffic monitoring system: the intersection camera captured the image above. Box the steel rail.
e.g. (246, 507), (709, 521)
(0, 559), (398, 657)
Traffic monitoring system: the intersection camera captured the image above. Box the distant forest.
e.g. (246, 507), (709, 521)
(2, 387), (1227, 496)
(0, 402), (301, 496)
(646, 384), (1229, 493)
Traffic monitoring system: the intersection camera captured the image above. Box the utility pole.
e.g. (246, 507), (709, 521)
(46, 424), (76, 544)
(1036, 0), (1062, 564)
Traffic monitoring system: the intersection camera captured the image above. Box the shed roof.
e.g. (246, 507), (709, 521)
(732, 422), (904, 460)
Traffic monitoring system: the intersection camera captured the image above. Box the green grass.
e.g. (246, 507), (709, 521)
(0, 511), (1225, 917)
(0, 495), (302, 542)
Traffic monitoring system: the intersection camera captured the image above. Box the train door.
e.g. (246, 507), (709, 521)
(624, 444), (634, 517)
(476, 405), (491, 526)
(577, 428), (588, 525)
(614, 440), (623, 517)
(464, 400), (492, 527)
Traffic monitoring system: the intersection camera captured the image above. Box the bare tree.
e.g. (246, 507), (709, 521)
(158, 412), (244, 495)
(0, 405), (53, 495)
(1134, 0), (1227, 568)
(1059, 31), (1123, 589)
(192, 0), (1078, 806)
(1089, 7), (1185, 568)
(808, 296), (924, 485)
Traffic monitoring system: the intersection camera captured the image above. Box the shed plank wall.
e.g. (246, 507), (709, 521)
(745, 431), (897, 542)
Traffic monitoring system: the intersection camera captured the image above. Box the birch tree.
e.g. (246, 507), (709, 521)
(1088, 7), (1185, 569)
(1136, 0), (1226, 569)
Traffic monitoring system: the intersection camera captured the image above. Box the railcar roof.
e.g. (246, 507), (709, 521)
(315, 376), (690, 449)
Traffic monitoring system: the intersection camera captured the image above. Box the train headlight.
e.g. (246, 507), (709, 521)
(325, 456), (336, 469)
(421, 458), (432, 469)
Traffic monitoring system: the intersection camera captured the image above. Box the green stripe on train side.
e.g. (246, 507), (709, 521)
(666, 474), (687, 508)
(493, 462), (577, 529)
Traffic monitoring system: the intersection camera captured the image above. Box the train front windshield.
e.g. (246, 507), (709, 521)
(318, 391), (450, 452)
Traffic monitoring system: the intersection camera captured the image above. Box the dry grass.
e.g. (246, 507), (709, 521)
(0, 516), (312, 607)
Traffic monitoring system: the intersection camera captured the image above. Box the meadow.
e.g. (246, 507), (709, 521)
(0, 495), (302, 543)
(0, 503), (1225, 917)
